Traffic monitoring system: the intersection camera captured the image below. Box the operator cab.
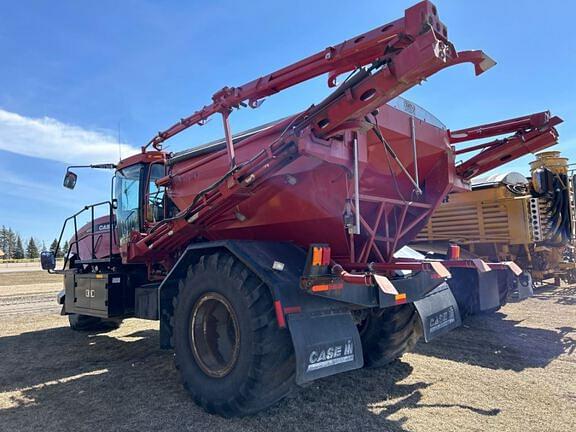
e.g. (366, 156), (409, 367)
(114, 151), (168, 245)
(41, 151), (168, 272)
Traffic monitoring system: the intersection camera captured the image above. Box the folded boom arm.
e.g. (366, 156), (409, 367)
(143, 0), (494, 154)
(452, 112), (563, 180)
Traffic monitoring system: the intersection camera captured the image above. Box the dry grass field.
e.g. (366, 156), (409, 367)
(0, 271), (574, 432)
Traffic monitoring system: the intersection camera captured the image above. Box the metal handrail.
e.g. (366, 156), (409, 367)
(53, 201), (115, 271)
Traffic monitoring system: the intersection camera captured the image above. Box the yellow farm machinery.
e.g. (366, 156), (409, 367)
(413, 151), (576, 286)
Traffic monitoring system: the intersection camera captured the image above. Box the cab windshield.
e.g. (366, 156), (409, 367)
(115, 164), (142, 245)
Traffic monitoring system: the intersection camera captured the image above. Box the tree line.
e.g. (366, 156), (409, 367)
(0, 226), (69, 260)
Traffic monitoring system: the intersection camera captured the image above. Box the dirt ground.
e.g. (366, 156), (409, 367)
(0, 271), (574, 432)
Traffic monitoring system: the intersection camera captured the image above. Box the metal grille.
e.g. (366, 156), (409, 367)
(416, 200), (510, 243)
(529, 198), (542, 242)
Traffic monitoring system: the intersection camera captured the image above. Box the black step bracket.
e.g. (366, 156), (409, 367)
(287, 311), (363, 385)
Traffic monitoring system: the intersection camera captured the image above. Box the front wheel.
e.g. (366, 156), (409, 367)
(173, 252), (295, 417)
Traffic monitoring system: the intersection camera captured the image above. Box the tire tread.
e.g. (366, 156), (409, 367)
(173, 252), (295, 417)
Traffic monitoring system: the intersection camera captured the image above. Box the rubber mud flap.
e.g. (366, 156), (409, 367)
(414, 282), (461, 342)
(287, 311), (363, 385)
(515, 272), (533, 300)
(477, 271), (500, 311)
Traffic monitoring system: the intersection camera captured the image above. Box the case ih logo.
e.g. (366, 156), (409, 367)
(428, 307), (456, 334)
(307, 339), (354, 371)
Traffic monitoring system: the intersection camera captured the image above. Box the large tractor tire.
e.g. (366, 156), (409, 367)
(173, 252), (295, 417)
(68, 314), (121, 332)
(359, 304), (422, 368)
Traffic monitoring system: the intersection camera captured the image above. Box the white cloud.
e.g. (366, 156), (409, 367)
(0, 109), (139, 164)
(1, 170), (80, 210)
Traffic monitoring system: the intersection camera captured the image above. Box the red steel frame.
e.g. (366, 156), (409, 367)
(351, 195), (435, 263)
(347, 110), (563, 265)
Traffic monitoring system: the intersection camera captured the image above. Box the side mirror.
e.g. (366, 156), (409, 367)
(40, 251), (56, 271)
(63, 171), (78, 189)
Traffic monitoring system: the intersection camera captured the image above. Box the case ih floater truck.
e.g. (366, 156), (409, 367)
(41, 1), (562, 417)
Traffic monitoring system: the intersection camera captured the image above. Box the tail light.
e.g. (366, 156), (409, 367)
(306, 244), (332, 277)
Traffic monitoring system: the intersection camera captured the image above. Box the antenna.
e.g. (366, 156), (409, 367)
(117, 121), (122, 160)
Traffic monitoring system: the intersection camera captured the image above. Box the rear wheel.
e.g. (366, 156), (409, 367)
(173, 252), (295, 417)
(359, 304), (421, 368)
(68, 314), (121, 332)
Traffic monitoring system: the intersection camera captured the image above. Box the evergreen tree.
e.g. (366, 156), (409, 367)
(0, 227), (47, 260)
(6, 228), (16, 259)
(61, 240), (70, 258)
(50, 239), (58, 255)
(26, 237), (39, 259)
(0, 226), (6, 259)
(13, 235), (25, 259)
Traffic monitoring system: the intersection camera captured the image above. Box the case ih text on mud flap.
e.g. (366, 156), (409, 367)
(307, 339), (355, 372)
(287, 312), (364, 385)
(413, 282), (462, 342)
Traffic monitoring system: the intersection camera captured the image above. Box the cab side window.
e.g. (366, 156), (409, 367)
(115, 164), (143, 244)
(146, 163), (166, 223)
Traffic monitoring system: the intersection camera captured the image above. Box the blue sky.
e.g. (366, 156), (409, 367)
(1, 0), (575, 244)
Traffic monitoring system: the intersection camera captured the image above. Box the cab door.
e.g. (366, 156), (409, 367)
(144, 162), (167, 226)
(115, 164), (144, 246)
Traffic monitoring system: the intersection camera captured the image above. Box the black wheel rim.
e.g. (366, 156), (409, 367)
(190, 292), (240, 378)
